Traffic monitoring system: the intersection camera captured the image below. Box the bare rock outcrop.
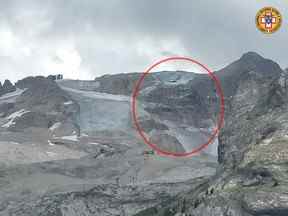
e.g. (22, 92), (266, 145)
(1, 76), (80, 136)
(0, 79), (16, 96)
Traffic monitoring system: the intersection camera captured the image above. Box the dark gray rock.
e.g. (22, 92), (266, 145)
(94, 71), (195, 96)
(1, 76), (81, 135)
(94, 73), (157, 95)
(150, 132), (186, 153)
(47, 74), (63, 81)
(138, 118), (169, 133)
(216, 53), (283, 168)
(142, 84), (210, 128)
(0, 80), (16, 96)
(0, 102), (14, 117)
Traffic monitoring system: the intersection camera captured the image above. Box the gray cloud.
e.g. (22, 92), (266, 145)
(0, 0), (287, 82)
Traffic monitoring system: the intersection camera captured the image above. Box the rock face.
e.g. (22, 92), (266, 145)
(0, 79), (16, 96)
(93, 71), (196, 95)
(216, 52), (283, 167)
(94, 73), (153, 95)
(0, 177), (207, 216)
(1, 76), (80, 135)
(142, 84), (210, 128)
(150, 132), (186, 153)
(47, 74), (64, 81)
(134, 52), (288, 216)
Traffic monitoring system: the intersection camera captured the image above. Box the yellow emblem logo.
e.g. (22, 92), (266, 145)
(256, 7), (282, 34)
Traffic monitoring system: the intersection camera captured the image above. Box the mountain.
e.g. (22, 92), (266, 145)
(135, 52), (288, 216)
(0, 72), (217, 215)
(0, 76), (80, 136)
(0, 79), (16, 96)
(59, 71), (215, 155)
(0, 52), (287, 215)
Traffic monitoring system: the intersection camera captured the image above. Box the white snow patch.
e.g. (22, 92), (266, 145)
(6, 109), (29, 120)
(49, 122), (61, 131)
(6, 141), (20, 145)
(81, 133), (89, 137)
(89, 142), (100, 145)
(261, 137), (273, 145)
(48, 140), (55, 146)
(61, 135), (78, 141)
(46, 151), (57, 157)
(63, 100), (73, 105)
(2, 109), (30, 128)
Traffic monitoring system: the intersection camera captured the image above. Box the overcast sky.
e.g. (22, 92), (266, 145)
(0, 0), (287, 82)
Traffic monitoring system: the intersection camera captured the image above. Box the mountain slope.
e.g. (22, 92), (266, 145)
(0, 73), (217, 216)
(134, 52), (288, 216)
(0, 52), (287, 216)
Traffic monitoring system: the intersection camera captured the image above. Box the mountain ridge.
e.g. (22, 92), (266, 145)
(0, 51), (287, 216)
(135, 52), (288, 215)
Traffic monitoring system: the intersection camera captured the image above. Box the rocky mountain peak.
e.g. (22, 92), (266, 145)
(0, 76), (80, 136)
(3, 79), (14, 88)
(0, 79), (16, 96)
(16, 76), (56, 90)
(135, 54), (288, 216)
(239, 51), (264, 62)
(220, 52), (281, 78)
